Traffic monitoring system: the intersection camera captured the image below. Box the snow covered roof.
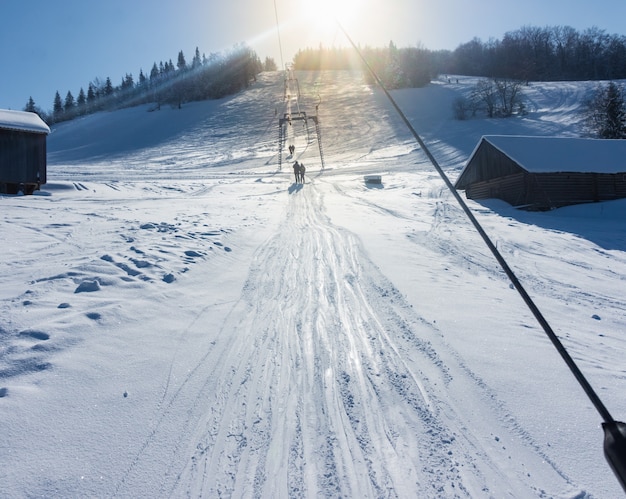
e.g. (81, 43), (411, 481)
(480, 135), (626, 174)
(0, 109), (50, 134)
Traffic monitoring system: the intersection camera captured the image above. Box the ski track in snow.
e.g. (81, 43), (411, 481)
(168, 183), (467, 497)
(103, 181), (574, 498)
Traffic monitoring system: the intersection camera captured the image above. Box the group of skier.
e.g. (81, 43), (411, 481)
(292, 161), (306, 184)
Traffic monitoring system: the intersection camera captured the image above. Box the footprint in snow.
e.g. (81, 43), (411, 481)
(212, 241), (231, 251)
(101, 255), (143, 278)
(130, 258), (152, 269)
(75, 280), (101, 293)
(19, 331), (50, 341)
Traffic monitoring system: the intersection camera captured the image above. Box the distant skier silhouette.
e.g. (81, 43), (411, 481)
(299, 163), (306, 184)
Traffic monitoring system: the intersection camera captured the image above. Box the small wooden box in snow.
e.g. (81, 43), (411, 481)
(364, 175), (382, 184)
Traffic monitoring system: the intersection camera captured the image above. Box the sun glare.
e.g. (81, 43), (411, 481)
(298, 0), (361, 36)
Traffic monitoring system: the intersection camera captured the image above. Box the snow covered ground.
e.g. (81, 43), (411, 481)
(1, 70), (626, 498)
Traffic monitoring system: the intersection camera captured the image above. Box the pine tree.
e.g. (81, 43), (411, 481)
(192, 47), (201, 69)
(602, 82), (626, 138)
(77, 88), (86, 108)
(177, 50), (187, 71)
(264, 57), (277, 71)
(121, 73), (134, 90)
(104, 77), (114, 96)
(138, 69), (147, 86)
(53, 91), (64, 118)
(64, 91), (75, 113)
(24, 96), (36, 113)
(384, 41), (405, 89)
(587, 81), (626, 138)
(87, 83), (97, 103)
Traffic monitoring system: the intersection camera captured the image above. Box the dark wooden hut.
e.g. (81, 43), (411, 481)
(454, 136), (626, 210)
(0, 109), (50, 194)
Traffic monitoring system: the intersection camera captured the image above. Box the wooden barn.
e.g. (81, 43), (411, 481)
(454, 136), (626, 210)
(0, 109), (50, 194)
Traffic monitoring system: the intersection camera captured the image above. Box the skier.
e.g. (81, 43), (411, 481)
(299, 163), (306, 184)
(293, 161), (300, 183)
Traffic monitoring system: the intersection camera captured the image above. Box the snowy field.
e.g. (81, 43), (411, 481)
(1, 70), (626, 498)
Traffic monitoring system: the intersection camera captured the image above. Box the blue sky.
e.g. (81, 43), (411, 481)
(2, 0), (626, 112)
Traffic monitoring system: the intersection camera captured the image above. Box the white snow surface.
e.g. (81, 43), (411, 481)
(1, 71), (625, 498)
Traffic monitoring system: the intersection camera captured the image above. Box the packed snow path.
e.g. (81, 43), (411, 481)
(170, 183), (474, 497)
(109, 181), (575, 497)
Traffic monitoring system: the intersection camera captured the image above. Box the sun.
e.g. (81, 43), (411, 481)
(298, 0), (362, 36)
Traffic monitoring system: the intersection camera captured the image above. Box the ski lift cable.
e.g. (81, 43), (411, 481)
(335, 20), (626, 492)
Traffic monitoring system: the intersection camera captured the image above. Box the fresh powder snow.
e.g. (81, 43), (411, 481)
(1, 71), (625, 498)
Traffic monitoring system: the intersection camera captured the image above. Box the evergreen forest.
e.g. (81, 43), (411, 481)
(26, 45), (274, 124)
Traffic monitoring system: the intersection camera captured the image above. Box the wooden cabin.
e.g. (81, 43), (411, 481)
(454, 136), (626, 210)
(0, 109), (50, 194)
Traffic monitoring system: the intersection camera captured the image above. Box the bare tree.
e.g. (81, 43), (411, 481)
(472, 79), (497, 117)
(494, 78), (524, 116)
(454, 78), (525, 120)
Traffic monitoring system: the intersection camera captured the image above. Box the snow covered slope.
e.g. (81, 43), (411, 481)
(1, 71), (625, 498)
